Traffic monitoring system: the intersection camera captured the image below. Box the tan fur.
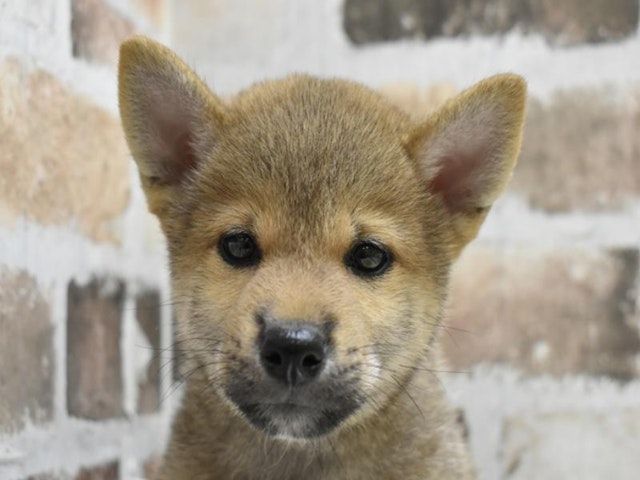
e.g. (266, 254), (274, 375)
(119, 36), (526, 480)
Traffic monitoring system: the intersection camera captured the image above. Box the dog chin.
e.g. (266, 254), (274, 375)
(236, 402), (355, 439)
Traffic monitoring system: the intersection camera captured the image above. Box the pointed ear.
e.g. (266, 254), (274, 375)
(407, 74), (526, 258)
(118, 36), (225, 215)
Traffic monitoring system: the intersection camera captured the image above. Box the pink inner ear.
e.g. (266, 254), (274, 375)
(171, 130), (197, 171)
(428, 150), (489, 213)
(136, 79), (202, 182)
(149, 121), (198, 184)
(149, 92), (200, 183)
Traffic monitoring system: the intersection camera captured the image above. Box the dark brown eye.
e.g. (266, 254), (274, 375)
(345, 240), (392, 278)
(219, 232), (261, 267)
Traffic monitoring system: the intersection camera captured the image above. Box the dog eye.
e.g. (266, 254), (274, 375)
(219, 232), (261, 267)
(345, 241), (392, 278)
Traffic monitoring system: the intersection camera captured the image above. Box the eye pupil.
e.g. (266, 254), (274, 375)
(355, 245), (382, 269)
(228, 235), (253, 258)
(346, 241), (391, 277)
(219, 232), (261, 267)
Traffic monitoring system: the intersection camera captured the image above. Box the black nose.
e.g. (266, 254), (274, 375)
(259, 323), (327, 386)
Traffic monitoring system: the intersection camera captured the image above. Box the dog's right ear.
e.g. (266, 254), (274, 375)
(118, 36), (225, 215)
(406, 74), (526, 260)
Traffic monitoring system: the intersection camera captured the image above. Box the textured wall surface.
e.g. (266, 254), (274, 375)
(0, 1), (172, 479)
(1, 1), (639, 479)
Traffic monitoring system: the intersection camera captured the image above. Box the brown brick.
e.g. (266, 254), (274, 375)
(25, 473), (73, 480)
(529, 0), (639, 46)
(503, 410), (640, 479)
(444, 247), (640, 380)
(0, 59), (130, 243)
(136, 290), (161, 414)
(71, 0), (136, 65)
(441, 0), (533, 37)
(344, 0), (431, 44)
(0, 268), (54, 432)
(75, 461), (118, 480)
(512, 91), (640, 212)
(25, 474), (68, 480)
(343, 0), (638, 46)
(67, 277), (125, 419)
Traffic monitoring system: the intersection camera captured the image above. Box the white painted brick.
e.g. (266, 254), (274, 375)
(503, 410), (640, 480)
(0, 0), (173, 477)
(445, 368), (640, 480)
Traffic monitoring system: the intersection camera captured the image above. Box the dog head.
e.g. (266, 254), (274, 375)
(119, 37), (526, 440)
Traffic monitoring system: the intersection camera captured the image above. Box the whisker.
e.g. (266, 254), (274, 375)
(390, 373), (424, 420)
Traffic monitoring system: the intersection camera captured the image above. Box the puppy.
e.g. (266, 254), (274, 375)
(118, 36), (526, 480)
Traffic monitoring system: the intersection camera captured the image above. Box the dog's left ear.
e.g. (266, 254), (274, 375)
(406, 74), (526, 259)
(118, 36), (226, 217)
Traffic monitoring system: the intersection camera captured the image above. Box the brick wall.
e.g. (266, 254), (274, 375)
(2, 1), (639, 480)
(0, 1), (172, 479)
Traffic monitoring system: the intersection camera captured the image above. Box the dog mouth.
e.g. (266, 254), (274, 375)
(225, 377), (363, 439)
(236, 400), (358, 439)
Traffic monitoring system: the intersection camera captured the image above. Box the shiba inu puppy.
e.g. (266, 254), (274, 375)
(118, 36), (526, 480)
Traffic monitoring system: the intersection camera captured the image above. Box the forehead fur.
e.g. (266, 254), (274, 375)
(192, 75), (428, 230)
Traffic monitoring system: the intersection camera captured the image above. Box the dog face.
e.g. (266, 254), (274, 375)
(162, 78), (450, 439)
(119, 37), (526, 439)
